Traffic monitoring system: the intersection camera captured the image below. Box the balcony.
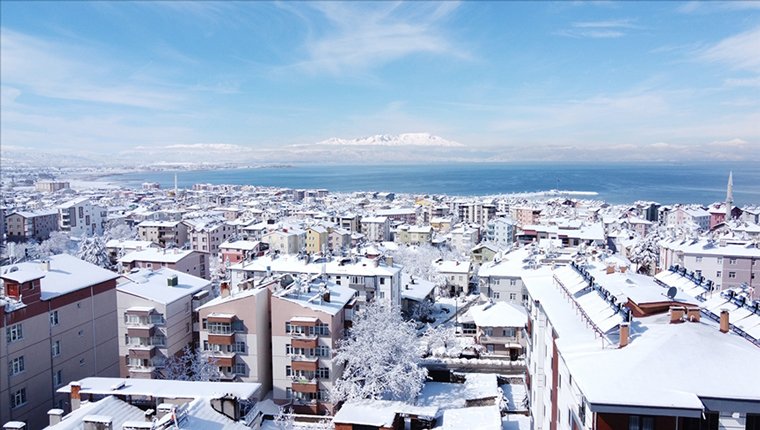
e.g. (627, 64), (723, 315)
(207, 313), (235, 324)
(208, 351), (236, 367)
(291, 356), (319, 372)
(129, 345), (157, 359)
(127, 325), (157, 338)
(291, 337), (318, 349)
(208, 333), (235, 345)
(292, 380), (319, 393)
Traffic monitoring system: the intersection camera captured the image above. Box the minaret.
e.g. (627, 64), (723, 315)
(174, 173), (179, 207)
(725, 171), (733, 220)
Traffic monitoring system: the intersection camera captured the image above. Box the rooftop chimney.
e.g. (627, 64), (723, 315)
(686, 307), (701, 323)
(322, 290), (331, 303)
(48, 409), (64, 426)
(720, 309), (730, 333)
(71, 381), (82, 410)
(3, 422), (27, 430)
(669, 306), (685, 324)
(220, 282), (230, 298)
(619, 323), (630, 348)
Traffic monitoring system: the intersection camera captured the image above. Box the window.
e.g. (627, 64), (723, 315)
(286, 365), (292, 377)
(317, 367), (330, 379)
(492, 291), (500, 300)
(285, 322), (292, 333)
(286, 344), (292, 355)
(729, 258), (737, 264)
(696, 256), (703, 263)
(10, 388), (26, 409)
(234, 363), (246, 375)
(79, 358), (85, 366)
(729, 272), (736, 279)
(6, 323), (23, 343)
(509, 293), (517, 301)
(50, 310), (59, 326)
(717, 257), (723, 264)
(317, 345), (330, 357)
(53, 370), (63, 387)
(510, 279), (517, 286)
(234, 341), (246, 353)
(285, 388), (293, 399)
(10, 356), (25, 375)
(52, 340), (61, 357)
(717, 271), (722, 277)
(380, 277), (385, 285)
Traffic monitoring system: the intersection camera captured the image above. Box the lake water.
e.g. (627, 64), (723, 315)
(106, 162), (760, 205)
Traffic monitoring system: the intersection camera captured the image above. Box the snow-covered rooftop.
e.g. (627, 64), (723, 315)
(1, 254), (119, 300)
(117, 268), (210, 304)
(57, 377), (261, 400)
(119, 248), (196, 264)
(442, 405), (501, 430)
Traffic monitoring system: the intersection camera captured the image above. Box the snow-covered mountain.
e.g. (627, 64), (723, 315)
(315, 133), (465, 148)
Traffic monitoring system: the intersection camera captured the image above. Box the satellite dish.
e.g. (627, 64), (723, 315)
(667, 287), (677, 300)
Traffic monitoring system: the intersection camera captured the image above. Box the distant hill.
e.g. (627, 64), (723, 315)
(315, 133), (465, 148)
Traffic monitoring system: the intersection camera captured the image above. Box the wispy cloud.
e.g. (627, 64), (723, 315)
(288, 2), (467, 75)
(698, 26), (760, 72)
(556, 18), (641, 38)
(677, 1), (760, 15)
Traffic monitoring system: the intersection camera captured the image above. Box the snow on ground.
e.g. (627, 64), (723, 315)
(502, 414), (531, 430)
(430, 295), (479, 326)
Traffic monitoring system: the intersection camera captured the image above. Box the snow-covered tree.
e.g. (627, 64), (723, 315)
(274, 407), (296, 430)
(421, 324), (457, 357)
(36, 231), (75, 257)
(332, 302), (427, 403)
(76, 236), (111, 269)
(388, 244), (446, 284)
(631, 230), (661, 275)
(411, 299), (435, 323)
(105, 221), (138, 241)
(162, 346), (220, 381)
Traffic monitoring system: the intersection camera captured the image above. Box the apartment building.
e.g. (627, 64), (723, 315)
(137, 220), (189, 248)
(450, 225), (479, 254)
(522, 262), (760, 430)
(5, 210), (59, 242)
(478, 248), (533, 304)
(57, 197), (106, 237)
(462, 301), (527, 360)
(659, 238), (760, 296)
(305, 226), (330, 254)
(395, 225), (433, 245)
(220, 240), (262, 265)
(0, 254), (120, 430)
(116, 268), (212, 379)
(376, 208), (416, 225)
(262, 229), (305, 255)
(34, 181), (70, 193)
(118, 248), (210, 280)
(186, 218), (235, 257)
(230, 254), (402, 306)
(510, 206), (542, 227)
(485, 217), (516, 248)
(328, 228), (352, 252)
(433, 260), (472, 295)
(666, 206), (711, 231)
(360, 216), (390, 242)
(104, 239), (158, 266)
(196, 279), (273, 389)
(270, 277), (356, 414)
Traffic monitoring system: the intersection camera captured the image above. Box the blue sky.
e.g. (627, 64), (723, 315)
(1, 1), (759, 163)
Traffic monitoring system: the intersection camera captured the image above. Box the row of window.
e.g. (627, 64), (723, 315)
(285, 366), (330, 379)
(285, 344), (331, 357)
(125, 335), (166, 347)
(204, 340), (246, 353)
(285, 322), (330, 336)
(285, 388), (329, 402)
(696, 256), (758, 265)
